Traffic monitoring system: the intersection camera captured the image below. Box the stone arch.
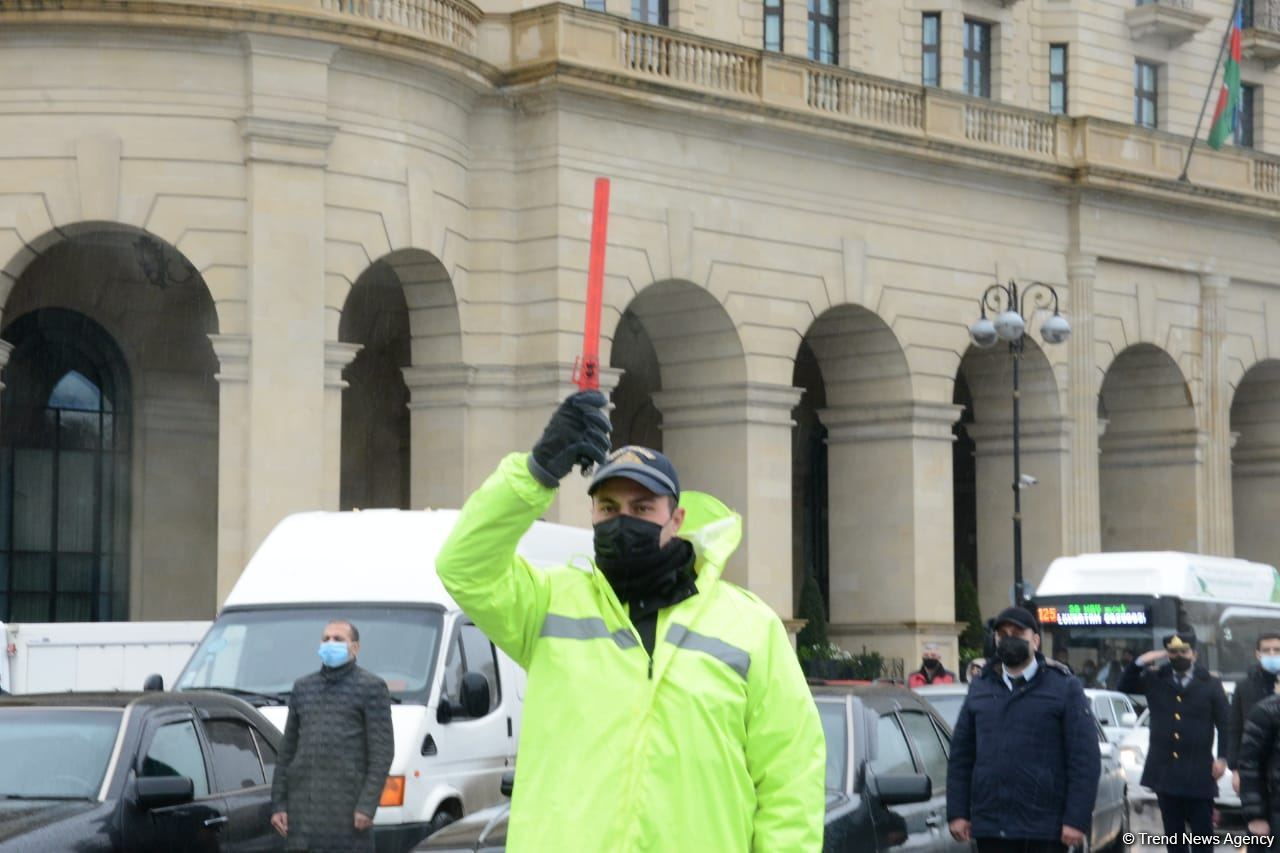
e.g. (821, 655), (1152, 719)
(0, 223), (220, 619)
(336, 248), (462, 511)
(1099, 344), (1199, 552)
(954, 340), (1065, 617)
(1231, 359), (1280, 568)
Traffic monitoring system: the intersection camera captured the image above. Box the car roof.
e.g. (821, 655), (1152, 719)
(0, 690), (267, 714)
(912, 683), (969, 696)
(810, 682), (943, 714)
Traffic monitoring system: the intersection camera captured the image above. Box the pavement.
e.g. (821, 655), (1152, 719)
(1128, 799), (1254, 853)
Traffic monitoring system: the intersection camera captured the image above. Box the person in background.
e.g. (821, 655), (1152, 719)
(1079, 659), (1099, 688)
(1117, 631), (1229, 853)
(1229, 632), (1280, 795)
(966, 658), (986, 683)
(909, 642), (957, 687)
(1101, 648), (1135, 691)
(1052, 647), (1075, 675)
(271, 619), (394, 853)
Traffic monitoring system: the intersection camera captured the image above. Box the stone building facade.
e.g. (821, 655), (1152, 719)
(2, 0), (1280, 667)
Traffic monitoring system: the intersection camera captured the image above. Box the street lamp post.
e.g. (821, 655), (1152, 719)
(968, 280), (1071, 608)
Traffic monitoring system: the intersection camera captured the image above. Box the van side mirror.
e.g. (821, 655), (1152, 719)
(460, 672), (491, 718)
(142, 674), (164, 692)
(1099, 742), (1115, 759)
(869, 772), (932, 806)
(500, 770), (514, 798)
(1120, 712), (1137, 726)
(136, 775), (194, 809)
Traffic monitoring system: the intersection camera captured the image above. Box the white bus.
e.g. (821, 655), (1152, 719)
(1030, 551), (1280, 685)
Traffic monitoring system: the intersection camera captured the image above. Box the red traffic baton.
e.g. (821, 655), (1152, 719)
(572, 177), (611, 474)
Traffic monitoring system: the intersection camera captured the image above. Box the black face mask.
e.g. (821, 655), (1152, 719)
(1171, 656), (1193, 673)
(593, 515), (688, 604)
(996, 636), (1031, 668)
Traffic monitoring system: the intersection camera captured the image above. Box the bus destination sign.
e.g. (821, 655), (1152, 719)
(1037, 603), (1150, 627)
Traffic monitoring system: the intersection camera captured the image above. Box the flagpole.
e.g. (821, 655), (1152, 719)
(1180, 0), (1242, 182)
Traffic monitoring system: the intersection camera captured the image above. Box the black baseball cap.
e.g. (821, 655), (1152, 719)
(588, 445), (680, 499)
(993, 606), (1040, 634)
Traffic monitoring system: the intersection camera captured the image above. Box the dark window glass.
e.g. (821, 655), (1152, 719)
(869, 714), (916, 776)
(964, 19), (991, 98)
(251, 728), (277, 785)
(1050, 44), (1068, 115)
(205, 720), (267, 792)
(584, 0), (606, 9)
(142, 720), (209, 798)
(922, 13), (941, 87)
(460, 623), (502, 713)
(808, 0), (838, 65)
(817, 700), (848, 792)
(900, 710), (948, 792)
(632, 0), (667, 25)
(1238, 84), (1256, 148)
(0, 310), (131, 623)
(442, 634), (464, 703)
(764, 0), (783, 51)
(1135, 61), (1158, 128)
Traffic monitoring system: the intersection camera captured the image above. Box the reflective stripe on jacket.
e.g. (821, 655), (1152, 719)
(435, 452), (826, 852)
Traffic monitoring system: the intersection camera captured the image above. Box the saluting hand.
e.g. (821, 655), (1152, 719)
(1061, 825), (1085, 847)
(355, 811), (373, 831)
(270, 811), (288, 837)
(948, 819), (971, 842)
(1136, 650), (1167, 667)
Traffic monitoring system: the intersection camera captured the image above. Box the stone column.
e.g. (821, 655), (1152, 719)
(1200, 273), (1234, 556)
(652, 382), (803, 618)
(209, 334), (250, 605)
(820, 401), (966, 670)
(1066, 253), (1101, 554)
(240, 35), (338, 557)
(324, 341), (362, 510)
(966, 417), (1071, 617)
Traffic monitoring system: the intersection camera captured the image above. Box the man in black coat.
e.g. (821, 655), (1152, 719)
(947, 606), (1100, 853)
(270, 619), (395, 853)
(1116, 630), (1229, 853)
(1238, 692), (1280, 840)
(1229, 632), (1280, 795)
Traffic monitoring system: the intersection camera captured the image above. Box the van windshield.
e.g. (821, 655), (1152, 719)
(175, 606), (444, 703)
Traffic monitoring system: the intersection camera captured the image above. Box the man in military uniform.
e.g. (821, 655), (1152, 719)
(1117, 631), (1229, 853)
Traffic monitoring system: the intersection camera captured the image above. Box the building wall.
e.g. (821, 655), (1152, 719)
(0, 0), (1278, 669)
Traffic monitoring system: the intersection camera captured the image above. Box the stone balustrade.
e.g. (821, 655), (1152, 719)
(4, 0), (1279, 209)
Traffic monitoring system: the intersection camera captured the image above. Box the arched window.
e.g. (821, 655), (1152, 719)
(0, 310), (131, 622)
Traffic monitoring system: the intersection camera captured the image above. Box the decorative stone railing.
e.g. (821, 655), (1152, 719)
(963, 101), (1058, 156)
(805, 68), (922, 131)
(320, 0), (479, 51)
(1256, 156), (1280, 195)
(619, 23), (760, 97)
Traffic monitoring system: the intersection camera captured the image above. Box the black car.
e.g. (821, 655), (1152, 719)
(0, 691), (285, 852)
(416, 683), (976, 853)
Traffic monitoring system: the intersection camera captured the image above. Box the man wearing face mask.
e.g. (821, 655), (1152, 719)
(1117, 631), (1229, 853)
(270, 620), (394, 853)
(435, 390), (826, 852)
(1228, 632), (1280, 795)
(947, 606), (1100, 853)
(908, 642), (957, 687)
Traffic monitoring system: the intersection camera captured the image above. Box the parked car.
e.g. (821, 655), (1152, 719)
(1117, 682), (1238, 816)
(417, 683), (973, 853)
(914, 681), (1130, 852)
(0, 690), (284, 851)
(1085, 689), (1142, 745)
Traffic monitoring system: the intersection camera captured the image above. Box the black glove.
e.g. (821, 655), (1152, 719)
(528, 390), (612, 488)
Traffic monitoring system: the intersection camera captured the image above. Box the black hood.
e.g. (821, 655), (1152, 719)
(0, 798), (101, 844)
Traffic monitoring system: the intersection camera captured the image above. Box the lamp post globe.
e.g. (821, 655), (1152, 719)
(994, 309), (1026, 342)
(969, 317), (999, 348)
(1040, 312), (1072, 345)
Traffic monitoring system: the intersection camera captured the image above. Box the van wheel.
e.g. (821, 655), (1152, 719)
(426, 809), (456, 836)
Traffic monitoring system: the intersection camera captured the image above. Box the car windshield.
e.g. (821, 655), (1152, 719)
(0, 708), (121, 799)
(923, 694), (965, 729)
(817, 699), (848, 793)
(175, 605), (444, 702)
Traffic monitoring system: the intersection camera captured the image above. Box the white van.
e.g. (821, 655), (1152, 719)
(171, 509), (593, 853)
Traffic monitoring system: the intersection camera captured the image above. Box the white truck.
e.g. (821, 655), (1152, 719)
(171, 508), (593, 853)
(0, 619), (209, 694)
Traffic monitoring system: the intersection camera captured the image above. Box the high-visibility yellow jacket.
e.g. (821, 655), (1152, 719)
(436, 452), (826, 852)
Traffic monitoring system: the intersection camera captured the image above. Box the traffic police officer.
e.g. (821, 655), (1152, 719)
(1117, 630), (1229, 853)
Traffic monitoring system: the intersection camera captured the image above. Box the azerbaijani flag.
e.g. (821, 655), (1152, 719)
(1207, 4), (1243, 149)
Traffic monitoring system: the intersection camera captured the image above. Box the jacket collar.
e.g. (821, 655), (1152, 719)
(671, 490), (742, 589)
